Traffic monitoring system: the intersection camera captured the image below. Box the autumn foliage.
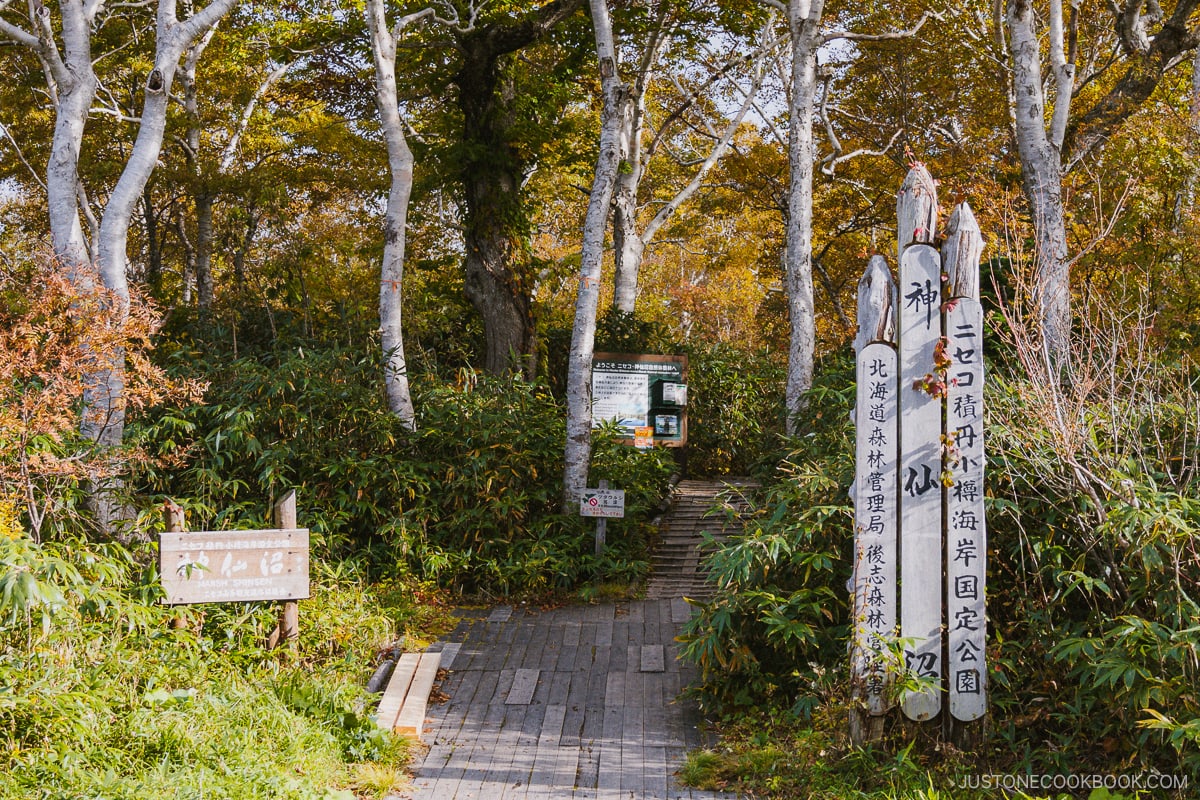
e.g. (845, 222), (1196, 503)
(0, 244), (203, 539)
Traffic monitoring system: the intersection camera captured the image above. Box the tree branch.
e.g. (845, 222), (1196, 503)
(0, 3), (38, 49)
(648, 31), (785, 161)
(824, 9), (942, 43)
(220, 59), (291, 172)
(0, 119), (47, 190)
(1066, 0), (1200, 167)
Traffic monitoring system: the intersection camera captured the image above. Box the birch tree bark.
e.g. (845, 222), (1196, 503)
(366, 0), (433, 431)
(563, 0), (628, 508)
(2, 0), (238, 530)
(1004, 0), (1200, 368)
(781, 0), (823, 434)
(610, 14), (778, 314)
(1006, 0), (1072, 367)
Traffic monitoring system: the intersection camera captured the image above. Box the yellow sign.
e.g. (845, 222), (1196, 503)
(634, 426), (654, 448)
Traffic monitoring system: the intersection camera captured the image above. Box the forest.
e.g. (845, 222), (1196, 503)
(2, 0), (1200, 797)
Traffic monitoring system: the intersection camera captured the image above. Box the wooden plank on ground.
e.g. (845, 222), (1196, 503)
(505, 668), (540, 705)
(437, 641), (461, 669)
(395, 652), (442, 739)
(375, 652), (420, 731)
(640, 644), (665, 673)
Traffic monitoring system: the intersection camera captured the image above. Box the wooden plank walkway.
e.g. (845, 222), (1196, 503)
(398, 600), (735, 800)
(394, 479), (754, 799)
(645, 479), (757, 601)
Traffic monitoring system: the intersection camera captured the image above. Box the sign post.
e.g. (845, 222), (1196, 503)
(581, 479), (625, 555)
(159, 491), (309, 650)
(591, 353), (688, 447)
(850, 165), (987, 745)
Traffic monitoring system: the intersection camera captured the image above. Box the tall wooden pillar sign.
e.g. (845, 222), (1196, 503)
(851, 166), (987, 743)
(851, 256), (898, 740)
(898, 241), (944, 722)
(942, 203), (987, 726)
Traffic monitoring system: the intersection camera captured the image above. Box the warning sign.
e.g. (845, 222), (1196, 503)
(580, 488), (626, 518)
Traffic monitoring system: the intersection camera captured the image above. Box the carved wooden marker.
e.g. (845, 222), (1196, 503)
(898, 242), (945, 722)
(852, 341), (899, 718)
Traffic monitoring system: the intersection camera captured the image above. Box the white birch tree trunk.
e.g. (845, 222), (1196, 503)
(783, 0), (824, 434)
(4, 0), (237, 482)
(365, 0), (423, 431)
(609, 16), (775, 315)
(611, 63), (648, 314)
(86, 0), (238, 460)
(0, 0), (97, 277)
(1007, 0), (1072, 367)
(563, 0), (628, 509)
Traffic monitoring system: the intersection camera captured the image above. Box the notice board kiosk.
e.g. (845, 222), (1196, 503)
(591, 352), (688, 447)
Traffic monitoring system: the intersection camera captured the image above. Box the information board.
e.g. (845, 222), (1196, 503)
(592, 353), (687, 447)
(160, 529), (310, 605)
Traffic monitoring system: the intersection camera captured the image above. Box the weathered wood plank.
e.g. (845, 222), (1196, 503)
(852, 341), (899, 721)
(506, 668), (541, 705)
(436, 641), (461, 670)
(946, 298), (987, 722)
(640, 644), (665, 673)
(375, 652), (420, 731)
(395, 652), (442, 739)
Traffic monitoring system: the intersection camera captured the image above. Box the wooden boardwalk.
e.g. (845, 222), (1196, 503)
(402, 600), (736, 799)
(398, 480), (752, 799)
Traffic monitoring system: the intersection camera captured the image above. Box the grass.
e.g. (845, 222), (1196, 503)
(674, 707), (1180, 800)
(0, 537), (457, 800)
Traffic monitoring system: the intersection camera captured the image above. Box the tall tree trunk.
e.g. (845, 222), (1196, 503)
(143, 184), (163, 295)
(451, 0), (584, 377)
(611, 61), (648, 314)
(783, 0), (823, 434)
(1007, 0), (1071, 367)
(611, 174), (644, 313)
(461, 161), (537, 377)
(563, 0), (628, 509)
(366, 0), (421, 430)
(195, 191), (216, 311)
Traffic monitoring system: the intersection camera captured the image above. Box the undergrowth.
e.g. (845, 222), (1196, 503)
(0, 524), (445, 800)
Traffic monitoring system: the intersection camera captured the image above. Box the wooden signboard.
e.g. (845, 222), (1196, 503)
(898, 243), (944, 722)
(946, 298), (987, 722)
(853, 342), (899, 717)
(592, 353), (688, 447)
(160, 528), (310, 605)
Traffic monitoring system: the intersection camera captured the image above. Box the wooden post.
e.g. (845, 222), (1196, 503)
(898, 242), (945, 723)
(163, 500), (185, 534)
(942, 203), (988, 748)
(594, 479), (608, 556)
(273, 490), (299, 648)
(163, 500), (188, 631)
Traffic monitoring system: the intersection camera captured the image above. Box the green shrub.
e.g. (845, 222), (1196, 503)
(0, 533), (411, 800)
(679, 353), (854, 711)
(132, 342), (673, 595)
(682, 342), (787, 476)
